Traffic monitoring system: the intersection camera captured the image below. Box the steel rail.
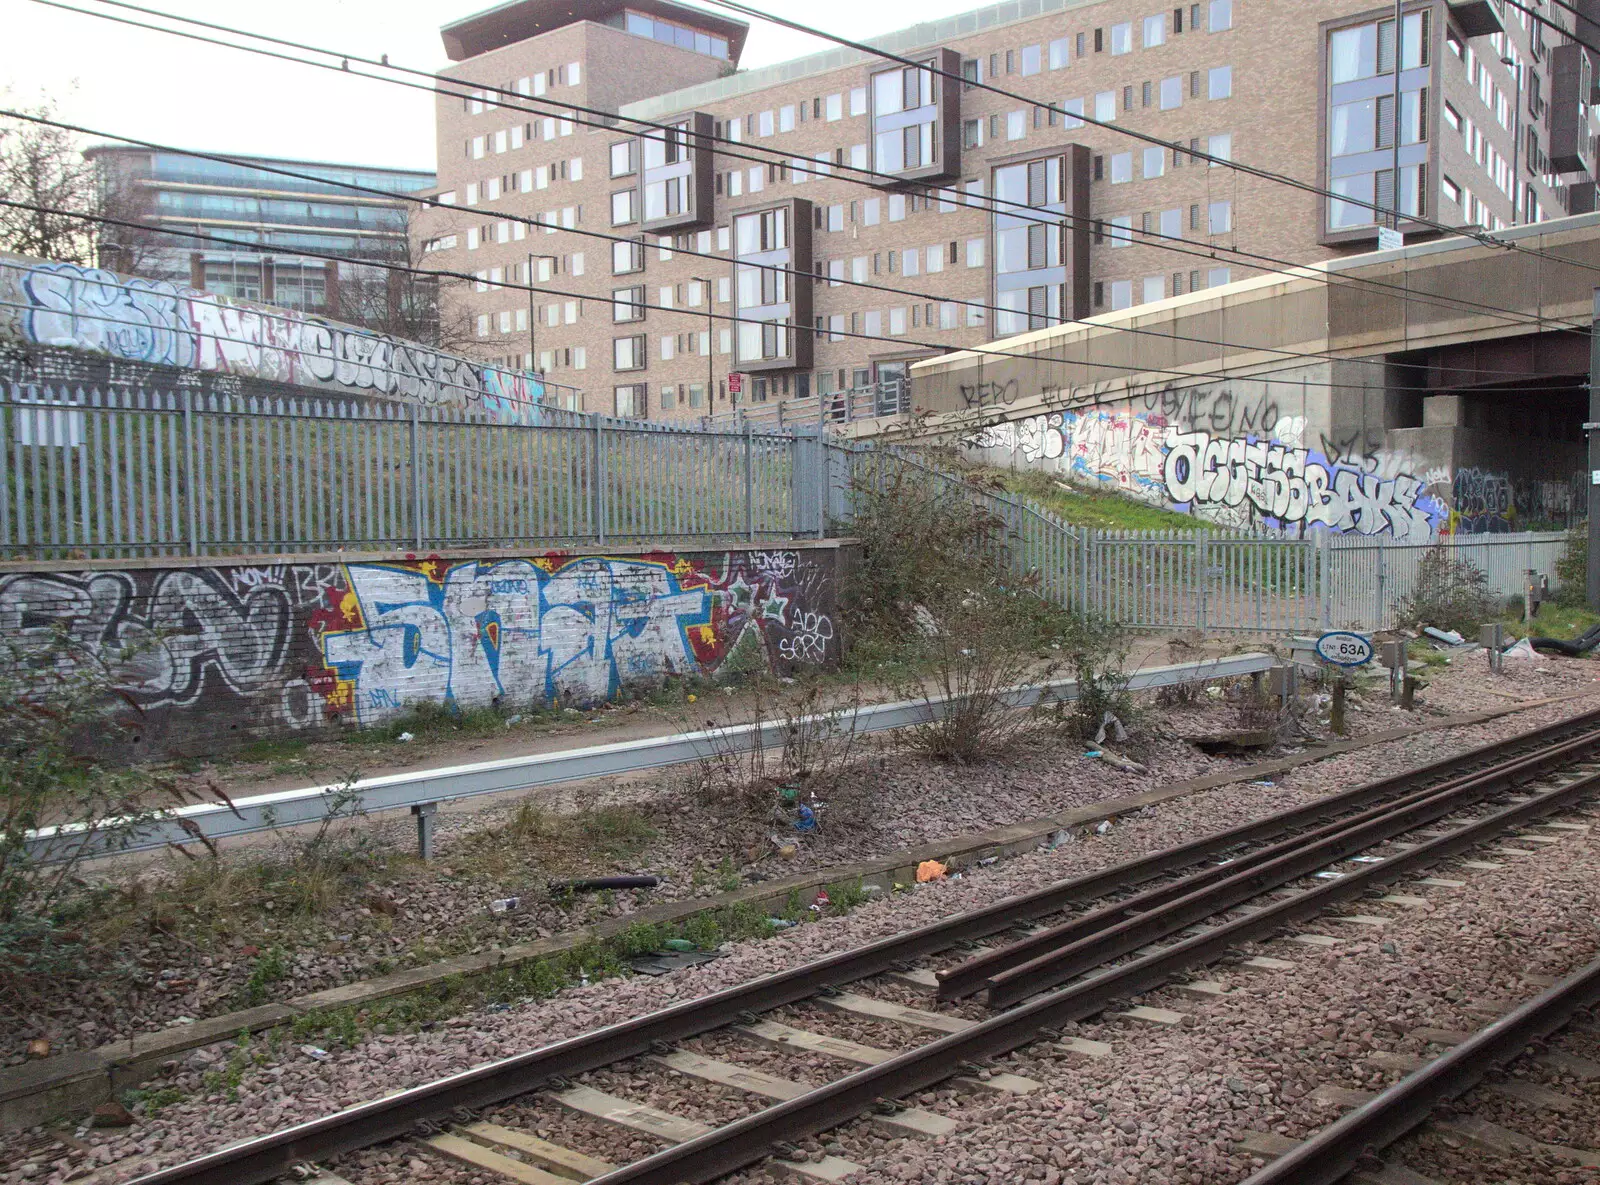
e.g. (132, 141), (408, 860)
(936, 710), (1600, 999)
(29, 653), (1276, 863)
(980, 732), (1600, 1006)
(580, 772), (1600, 1185)
(121, 713), (1600, 1185)
(1240, 954), (1600, 1185)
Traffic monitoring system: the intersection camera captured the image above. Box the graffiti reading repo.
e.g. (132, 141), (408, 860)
(1, 255), (541, 419)
(967, 406), (1445, 540)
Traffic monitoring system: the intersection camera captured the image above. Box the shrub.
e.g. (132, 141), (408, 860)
(1396, 544), (1499, 635)
(1555, 523), (1588, 608)
(0, 634), (222, 993)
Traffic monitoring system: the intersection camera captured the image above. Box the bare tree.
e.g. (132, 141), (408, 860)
(332, 206), (480, 350)
(0, 95), (98, 264)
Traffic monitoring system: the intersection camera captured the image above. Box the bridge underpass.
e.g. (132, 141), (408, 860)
(882, 210), (1600, 539)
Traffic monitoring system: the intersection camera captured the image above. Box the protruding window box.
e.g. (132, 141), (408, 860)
(638, 112), (714, 233)
(868, 48), (962, 185)
(1445, 0), (1504, 38)
(731, 198), (812, 373)
(1549, 44), (1594, 176)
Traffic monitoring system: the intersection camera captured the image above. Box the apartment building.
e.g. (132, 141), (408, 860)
(87, 145), (436, 318)
(426, 0), (1587, 420)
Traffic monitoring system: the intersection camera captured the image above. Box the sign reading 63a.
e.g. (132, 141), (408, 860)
(1314, 630), (1373, 667)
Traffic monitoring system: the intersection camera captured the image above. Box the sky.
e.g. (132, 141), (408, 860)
(1, 0), (986, 172)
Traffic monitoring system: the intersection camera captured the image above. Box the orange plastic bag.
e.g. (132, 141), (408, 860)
(916, 859), (947, 883)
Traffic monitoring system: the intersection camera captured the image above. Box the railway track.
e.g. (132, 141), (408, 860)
(120, 710), (1600, 1185)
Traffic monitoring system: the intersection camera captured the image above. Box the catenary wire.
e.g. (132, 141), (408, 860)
(6, 196), (1586, 399)
(26, 0), (1600, 344)
(694, 0), (1600, 278)
(8, 107), (1581, 387)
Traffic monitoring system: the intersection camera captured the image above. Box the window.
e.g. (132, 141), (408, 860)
(615, 385), (646, 417)
(614, 335), (646, 371)
(963, 118), (984, 148)
(1110, 279), (1134, 309)
(1021, 44), (1042, 75)
(612, 239), (644, 274)
(1143, 14), (1165, 47)
(1007, 110), (1026, 140)
(889, 194), (907, 221)
(1095, 91), (1117, 121)
(1111, 152), (1133, 182)
(1142, 146), (1165, 178)
(850, 87), (867, 115)
(759, 110), (775, 136)
(1208, 133), (1232, 162)
(863, 198), (881, 226)
(1110, 215), (1134, 245)
(1207, 266), (1231, 287)
(660, 335), (676, 360)
(780, 104), (796, 132)
(613, 285), (646, 322)
(1208, 199), (1232, 233)
(1160, 207), (1182, 238)
(1208, 66), (1232, 99)
(1062, 97), (1085, 128)
(1142, 275), (1165, 303)
(1049, 37), (1070, 68)
(1160, 76), (1183, 109)
(966, 237), (984, 266)
(611, 190), (637, 225)
(826, 93), (843, 120)
(1443, 102), (1460, 131)
(1208, 0), (1231, 31)
(1110, 22), (1132, 53)
(1442, 175), (1461, 205)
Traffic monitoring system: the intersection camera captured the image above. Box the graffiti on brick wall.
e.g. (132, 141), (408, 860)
(0, 565), (338, 732)
(966, 406), (1446, 540)
(0, 255), (540, 420)
(311, 552), (829, 725)
(1449, 467), (1584, 534)
(0, 550), (837, 741)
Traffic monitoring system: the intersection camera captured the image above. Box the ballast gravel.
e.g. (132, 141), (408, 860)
(5, 663), (1599, 1185)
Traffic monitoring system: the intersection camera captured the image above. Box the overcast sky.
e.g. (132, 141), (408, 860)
(2, 0), (982, 171)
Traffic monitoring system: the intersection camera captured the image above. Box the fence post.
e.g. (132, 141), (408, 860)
(409, 402), (423, 552)
(1196, 530), (1209, 633)
(744, 420), (756, 541)
(593, 417), (607, 544)
(182, 390), (200, 557)
(1080, 527), (1091, 614)
(1375, 538), (1388, 631)
(1319, 529), (1333, 629)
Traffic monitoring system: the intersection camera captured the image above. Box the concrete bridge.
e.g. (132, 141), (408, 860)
(889, 212), (1600, 537)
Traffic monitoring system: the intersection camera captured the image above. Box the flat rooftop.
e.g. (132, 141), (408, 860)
(441, 0), (749, 62)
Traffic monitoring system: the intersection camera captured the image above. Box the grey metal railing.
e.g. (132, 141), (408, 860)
(699, 378), (910, 430)
(1, 381), (823, 559)
(829, 444), (1568, 634)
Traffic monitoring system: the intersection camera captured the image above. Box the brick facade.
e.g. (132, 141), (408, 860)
(424, 0), (1566, 422)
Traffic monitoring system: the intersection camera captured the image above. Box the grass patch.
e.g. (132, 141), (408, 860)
(1501, 603), (1600, 642)
(986, 468), (1203, 532)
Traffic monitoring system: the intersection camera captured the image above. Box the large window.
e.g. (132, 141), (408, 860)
(1323, 9), (1431, 233)
(613, 9), (729, 58)
(614, 334), (647, 371)
(613, 285), (646, 322)
(731, 201), (811, 370)
(612, 239), (644, 274)
(868, 51), (958, 181)
(611, 189), (637, 225)
(614, 384), (648, 417)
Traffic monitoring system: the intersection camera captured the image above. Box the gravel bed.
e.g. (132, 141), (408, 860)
(769, 804), (1600, 1185)
(7, 675), (1600, 1185)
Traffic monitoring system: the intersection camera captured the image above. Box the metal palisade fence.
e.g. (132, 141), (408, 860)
(2, 381), (829, 558)
(830, 445), (1571, 634)
(2, 386), (1567, 635)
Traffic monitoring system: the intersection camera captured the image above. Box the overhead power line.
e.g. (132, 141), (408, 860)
(25, 0), (1600, 344)
(694, 0), (1600, 279)
(5, 196), (1582, 399)
(8, 107), (1579, 388)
